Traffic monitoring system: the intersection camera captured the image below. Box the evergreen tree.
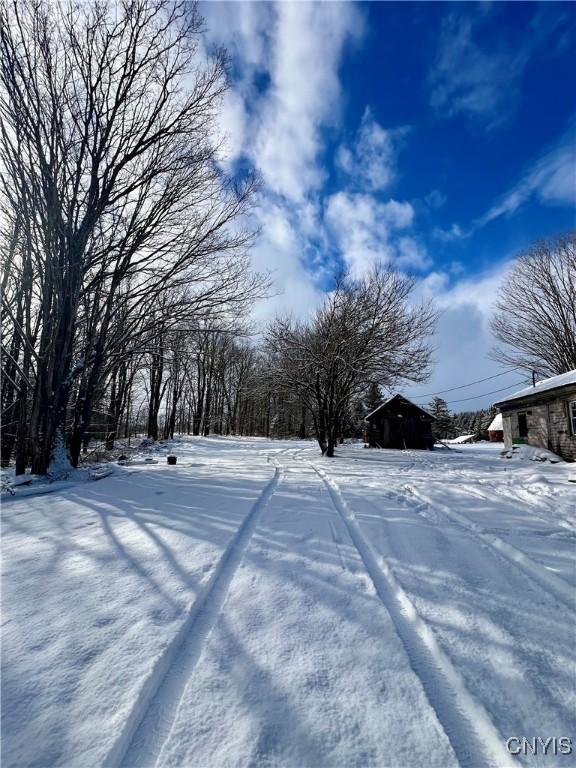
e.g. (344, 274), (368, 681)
(428, 396), (452, 440)
(365, 381), (384, 413)
(472, 412), (484, 439)
(348, 397), (367, 438)
(474, 406), (497, 440)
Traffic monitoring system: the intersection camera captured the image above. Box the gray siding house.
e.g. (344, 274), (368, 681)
(494, 370), (576, 462)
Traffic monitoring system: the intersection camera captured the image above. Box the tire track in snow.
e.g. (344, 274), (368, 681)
(459, 481), (576, 535)
(105, 461), (283, 768)
(311, 463), (514, 768)
(376, 486), (576, 732)
(328, 519), (348, 572)
(403, 484), (575, 612)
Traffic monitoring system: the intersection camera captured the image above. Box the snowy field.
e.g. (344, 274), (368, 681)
(2, 437), (575, 768)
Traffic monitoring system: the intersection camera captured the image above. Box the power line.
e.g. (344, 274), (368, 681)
(416, 379), (527, 407)
(411, 366), (523, 398)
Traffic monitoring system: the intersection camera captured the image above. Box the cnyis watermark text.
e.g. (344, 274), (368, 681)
(506, 737), (572, 756)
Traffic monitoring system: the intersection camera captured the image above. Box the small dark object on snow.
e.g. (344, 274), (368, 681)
(167, 455), (177, 465)
(117, 455), (128, 462)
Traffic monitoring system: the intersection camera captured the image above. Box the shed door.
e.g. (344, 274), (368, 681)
(518, 413), (528, 438)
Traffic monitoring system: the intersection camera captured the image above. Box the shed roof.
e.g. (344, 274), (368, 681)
(365, 394), (434, 421)
(494, 369), (576, 407)
(487, 413), (503, 431)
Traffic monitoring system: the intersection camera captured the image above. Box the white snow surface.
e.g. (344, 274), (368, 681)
(444, 434), (475, 444)
(495, 369), (576, 405)
(2, 436), (575, 768)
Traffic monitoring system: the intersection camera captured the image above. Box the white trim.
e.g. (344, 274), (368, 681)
(569, 400), (576, 437)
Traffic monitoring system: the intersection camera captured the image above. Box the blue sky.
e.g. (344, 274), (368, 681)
(201, 1), (576, 411)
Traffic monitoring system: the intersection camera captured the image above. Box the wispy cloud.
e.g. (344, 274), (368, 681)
(478, 119), (576, 226)
(429, 14), (524, 129)
(428, 7), (567, 129)
(336, 107), (409, 192)
(425, 189), (447, 210)
(419, 264), (508, 322)
(432, 223), (470, 243)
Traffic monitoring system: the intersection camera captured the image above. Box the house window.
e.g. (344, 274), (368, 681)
(570, 401), (576, 436)
(518, 413), (528, 438)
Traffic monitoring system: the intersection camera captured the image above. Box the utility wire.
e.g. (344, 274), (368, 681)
(416, 379), (527, 407)
(410, 366), (523, 398)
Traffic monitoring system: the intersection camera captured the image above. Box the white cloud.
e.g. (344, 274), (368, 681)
(201, 1), (364, 321)
(336, 107), (407, 191)
(479, 121), (576, 225)
(202, 3), (433, 321)
(403, 261), (527, 411)
(396, 237), (432, 271)
(204, 1), (362, 199)
(431, 270), (506, 323)
(217, 90), (248, 168)
(432, 223), (469, 243)
(202, 2), (272, 71)
(416, 261), (511, 327)
(200, 3), (539, 406)
(240, 2), (363, 203)
(248, 203), (322, 322)
(325, 192), (426, 277)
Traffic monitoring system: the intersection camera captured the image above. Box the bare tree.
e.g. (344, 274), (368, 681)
(0, 0), (264, 473)
(491, 232), (576, 377)
(266, 268), (437, 456)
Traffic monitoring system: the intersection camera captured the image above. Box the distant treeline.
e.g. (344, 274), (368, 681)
(427, 397), (498, 441)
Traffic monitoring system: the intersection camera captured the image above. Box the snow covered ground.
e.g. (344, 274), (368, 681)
(2, 437), (575, 768)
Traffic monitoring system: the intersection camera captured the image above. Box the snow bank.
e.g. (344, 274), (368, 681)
(500, 444), (564, 463)
(1, 465), (115, 499)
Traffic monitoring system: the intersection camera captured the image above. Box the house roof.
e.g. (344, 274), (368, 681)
(487, 413), (503, 431)
(365, 394), (434, 421)
(494, 369), (576, 407)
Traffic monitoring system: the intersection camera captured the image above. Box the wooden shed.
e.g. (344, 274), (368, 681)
(364, 394), (435, 450)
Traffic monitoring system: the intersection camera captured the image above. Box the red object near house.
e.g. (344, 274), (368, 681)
(487, 413), (504, 442)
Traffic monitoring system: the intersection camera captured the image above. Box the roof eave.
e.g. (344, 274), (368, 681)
(365, 393), (435, 421)
(494, 382), (576, 409)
